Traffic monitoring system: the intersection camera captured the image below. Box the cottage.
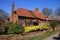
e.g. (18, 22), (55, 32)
(9, 2), (47, 27)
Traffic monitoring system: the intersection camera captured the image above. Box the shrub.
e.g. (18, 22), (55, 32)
(0, 25), (5, 34)
(0, 23), (6, 34)
(49, 20), (57, 31)
(24, 25), (48, 33)
(5, 22), (24, 34)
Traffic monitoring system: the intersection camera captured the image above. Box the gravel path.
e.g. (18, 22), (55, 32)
(44, 32), (60, 40)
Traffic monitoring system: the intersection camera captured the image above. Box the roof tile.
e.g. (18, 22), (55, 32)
(16, 8), (46, 20)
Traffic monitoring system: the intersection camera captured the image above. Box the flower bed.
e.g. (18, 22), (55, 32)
(24, 25), (49, 33)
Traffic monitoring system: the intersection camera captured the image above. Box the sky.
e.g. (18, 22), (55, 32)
(0, 0), (60, 15)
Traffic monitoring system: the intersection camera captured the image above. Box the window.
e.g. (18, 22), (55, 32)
(19, 17), (24, 20)
(33, 22), (38, 26)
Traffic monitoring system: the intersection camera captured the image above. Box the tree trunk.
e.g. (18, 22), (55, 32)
(52, 27), (55, 31)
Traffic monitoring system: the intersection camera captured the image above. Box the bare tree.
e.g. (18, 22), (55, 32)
(42, 8), (52, 17)
(0, 9), (9, 21)
(55, 7), (60, 16)
(0, 9), (9, 34)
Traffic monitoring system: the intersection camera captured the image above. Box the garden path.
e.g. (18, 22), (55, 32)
(44, 32), (60, 40)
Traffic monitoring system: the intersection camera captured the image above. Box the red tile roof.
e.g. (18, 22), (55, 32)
(33, 12), (46, 20)
(16, 8), (34, 18)
(16, 8), (46, 20)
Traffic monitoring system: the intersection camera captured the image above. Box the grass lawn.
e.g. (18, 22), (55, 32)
(23, 29), (60, 40)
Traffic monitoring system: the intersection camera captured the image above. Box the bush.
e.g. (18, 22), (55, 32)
(24, 25), (48, 33)
(49, 20), (57, 31)
(0, 26), (5, 34)
(5, 22), (24, 34)
(0, 23), (6, 34)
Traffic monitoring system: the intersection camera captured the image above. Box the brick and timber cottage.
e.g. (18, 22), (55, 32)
(9, 2), (47, 27)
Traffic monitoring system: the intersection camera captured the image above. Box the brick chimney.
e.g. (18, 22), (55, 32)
(34, 8), (39, 13)
(10, 2), (19, 23)
(12, 2), (14, 14)
(10, 2), (15, 22)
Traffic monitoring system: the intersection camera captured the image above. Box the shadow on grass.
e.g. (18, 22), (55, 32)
(53, 33), (60, 40)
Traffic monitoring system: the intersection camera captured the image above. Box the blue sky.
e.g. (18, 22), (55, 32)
(0, 0), (60, 15)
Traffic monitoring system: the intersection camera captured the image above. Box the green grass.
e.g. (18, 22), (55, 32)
(23, 30), (60, 40)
